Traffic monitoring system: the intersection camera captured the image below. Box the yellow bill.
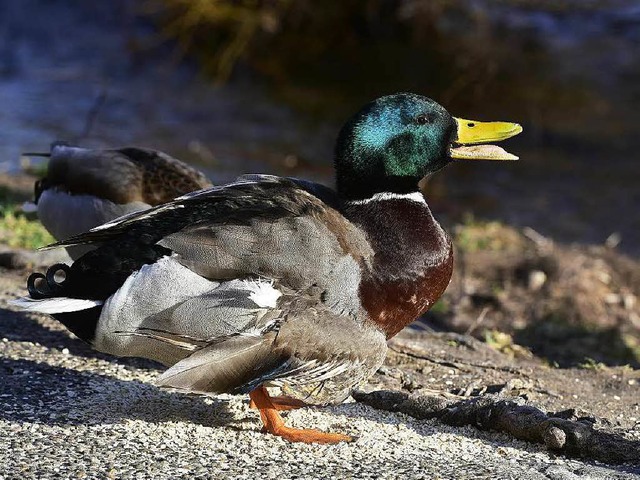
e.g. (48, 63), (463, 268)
(450, 117), (523, 161)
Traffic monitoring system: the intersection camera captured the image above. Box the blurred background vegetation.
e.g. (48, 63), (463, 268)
(137, 0), (639, 257)
(147, 0), (637, 135)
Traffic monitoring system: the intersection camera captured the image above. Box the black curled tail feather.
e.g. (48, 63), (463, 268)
(27, 263), (71, 299)
(25, 263), (103, 344)
(27, 273), (48, 299)
(27, 240), (172, 304)
(24, 236), (170, 345)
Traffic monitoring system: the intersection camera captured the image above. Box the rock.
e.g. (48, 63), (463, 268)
(528, 270), (547, 291)
(0, 247), (71, 270)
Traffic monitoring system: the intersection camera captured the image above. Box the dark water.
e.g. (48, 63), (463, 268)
(1, 0), (638, 255)
(0, 1), (337, 185)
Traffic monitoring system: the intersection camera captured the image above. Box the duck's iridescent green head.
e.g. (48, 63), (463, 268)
(335, 93), (522, 200)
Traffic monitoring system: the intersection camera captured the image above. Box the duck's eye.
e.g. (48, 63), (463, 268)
(416, 114), (434, 125)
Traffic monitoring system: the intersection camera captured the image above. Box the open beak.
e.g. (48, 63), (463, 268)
(449, 118), (523, 161)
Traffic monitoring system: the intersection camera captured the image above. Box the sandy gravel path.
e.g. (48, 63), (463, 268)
(1, 269), (638, 479)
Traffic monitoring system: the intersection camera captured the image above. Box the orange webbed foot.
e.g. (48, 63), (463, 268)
(249, 386), (352, 444)
(268, 425), (353, 444)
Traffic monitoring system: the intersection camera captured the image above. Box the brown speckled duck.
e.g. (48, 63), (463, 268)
(14, 94), (522, 443)
(31, 143), (212, 259)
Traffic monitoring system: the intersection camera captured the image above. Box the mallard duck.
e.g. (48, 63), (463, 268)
(29, 143), (212, 259)
(14, 93), (522, 443)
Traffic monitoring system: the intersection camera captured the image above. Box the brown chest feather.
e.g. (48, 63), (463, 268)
(347, 198), (454, 339)
(360, 245), (453, 338)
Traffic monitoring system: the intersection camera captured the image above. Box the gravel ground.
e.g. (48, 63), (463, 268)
(1, 279), (639, 479)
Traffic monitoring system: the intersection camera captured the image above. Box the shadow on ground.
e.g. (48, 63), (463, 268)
(514, 321), (640, 368)
(0, 356), (242, 429)
(0, 306), (162, 370)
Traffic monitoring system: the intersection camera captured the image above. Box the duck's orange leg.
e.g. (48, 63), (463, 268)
(249, 386), (352, 444)
(249, 394), (308, 411)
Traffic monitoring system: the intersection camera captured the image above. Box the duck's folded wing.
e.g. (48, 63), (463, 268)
(153, 301), (387, 401)
(154, 333), (286, 394)
(115, 146), (212, 203)
(43, 177), (319, 248)
(46, 177), (372, 313)
(237, 174), (342, 209)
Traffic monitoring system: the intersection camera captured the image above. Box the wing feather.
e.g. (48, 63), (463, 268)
(155, 334), (287, 394)
(45, 177), (372, 316)
(41, 177), (322, 249)
(149, 297), (387, 403)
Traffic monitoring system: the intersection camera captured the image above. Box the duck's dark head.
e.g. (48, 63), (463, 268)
(335, 93), (522, 200)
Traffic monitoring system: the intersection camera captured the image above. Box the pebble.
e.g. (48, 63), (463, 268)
(528, 270), (547, 291)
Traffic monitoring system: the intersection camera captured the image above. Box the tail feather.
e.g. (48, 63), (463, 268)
(16, 260), (104, 344)
(15, 263), (103, 314)
(27, 263), (71, 299)
(10, 296), (103, 314)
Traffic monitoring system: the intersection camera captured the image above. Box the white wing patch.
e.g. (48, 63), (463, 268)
(243, 279), (282, 308)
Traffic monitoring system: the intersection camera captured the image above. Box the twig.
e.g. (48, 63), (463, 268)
(522, 227), (553, 252)
(353, 390), (640, 465)
(465, 306), (490, 336)
(389, 342), (529, 376)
